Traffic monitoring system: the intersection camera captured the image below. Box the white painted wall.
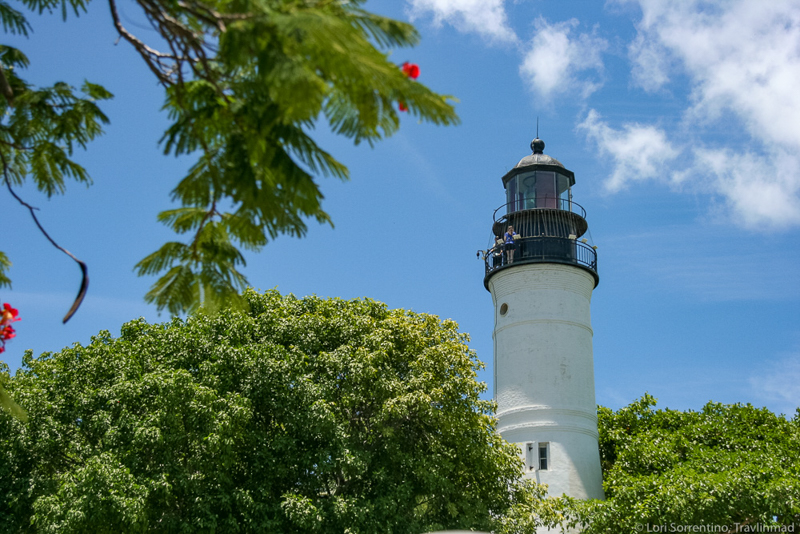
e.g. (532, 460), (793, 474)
(489, 263), (604, 500)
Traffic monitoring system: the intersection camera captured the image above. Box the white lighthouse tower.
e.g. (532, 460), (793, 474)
(483, 137), (604, 500)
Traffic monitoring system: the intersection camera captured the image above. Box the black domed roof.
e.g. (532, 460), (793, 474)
(501, 137), (574, 186)
(514, 138), (566, 169)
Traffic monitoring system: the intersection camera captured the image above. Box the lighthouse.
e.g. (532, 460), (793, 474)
(483, 137), (604, 500)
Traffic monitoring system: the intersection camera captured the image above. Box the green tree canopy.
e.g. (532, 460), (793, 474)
(0, 0), (458, 316)
(0, 289), (561, 533)
(571, 394), (800, 533)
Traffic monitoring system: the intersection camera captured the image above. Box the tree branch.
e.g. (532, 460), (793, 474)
(176, 0), (227, 32)
(0, 64), (14, 107)
(1, 155), (88, 323)
(188, 199), (219, 261)
(0, 138), (31, 151)
(108, 0), (179, 86)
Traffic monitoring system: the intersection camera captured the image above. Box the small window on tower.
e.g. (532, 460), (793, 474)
(500, 303), (509, 316)
(538, 443), (549, 471)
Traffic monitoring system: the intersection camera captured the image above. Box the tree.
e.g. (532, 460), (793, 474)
(0, 0), (458, 317)
(0, 303), (24, 420)
(569, 394), (800, 533)
(0, 289), (563, 533)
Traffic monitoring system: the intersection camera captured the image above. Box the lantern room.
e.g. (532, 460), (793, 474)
(483, 137), (598, 289)
(503, 138), (575, 211)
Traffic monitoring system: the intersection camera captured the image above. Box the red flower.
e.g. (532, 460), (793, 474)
(398, 62), (420, 112)
(2, 303), (19, 323)
(402, 62), (420, 79)
(2, 326), (14, 340)
(1, 303), (20, 353)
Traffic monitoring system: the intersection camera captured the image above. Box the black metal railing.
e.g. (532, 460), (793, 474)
(495, 197), (587, 220)
(491, 198), (589, 241)
(484, 237), (598, 279)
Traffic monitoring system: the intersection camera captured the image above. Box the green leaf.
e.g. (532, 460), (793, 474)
(0, 1), (30, 35)
(0, 251), (10, 288)
(0, 383), (27, 421)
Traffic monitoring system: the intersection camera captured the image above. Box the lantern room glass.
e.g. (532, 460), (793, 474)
(505, 171), (571, 213)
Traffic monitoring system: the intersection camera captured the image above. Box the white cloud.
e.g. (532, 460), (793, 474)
(578, 109), (680, 192)
(606, 0), (800, 229)
(624, 0), (800, 149)
(579, 111), (800, 228)
(405, 0), (518, 43)
(627, 33), (670, 92)
(749, 354), (800, 416)
(694, 147), (800, 229)
(404, 2), (607, 100)
(519, 18), (608, 100)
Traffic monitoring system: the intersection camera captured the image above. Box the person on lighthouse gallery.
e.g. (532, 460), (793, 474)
(504, 225), (519, 263)
(492, 234), (504, 268)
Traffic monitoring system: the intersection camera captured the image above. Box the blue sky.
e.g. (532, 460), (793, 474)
(2, 0), (800, 416)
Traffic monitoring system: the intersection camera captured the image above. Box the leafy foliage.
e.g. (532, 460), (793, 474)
(0, 0), (459, 315)
(570, 394), (800, 533)
(0, 361), (25, 421)
(0, 251), (9, 288)
(0, 0), (111, 195)
(129, 0), (458, 314)
(0, 290), (561, 533)
(0, 4), (112, 289)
